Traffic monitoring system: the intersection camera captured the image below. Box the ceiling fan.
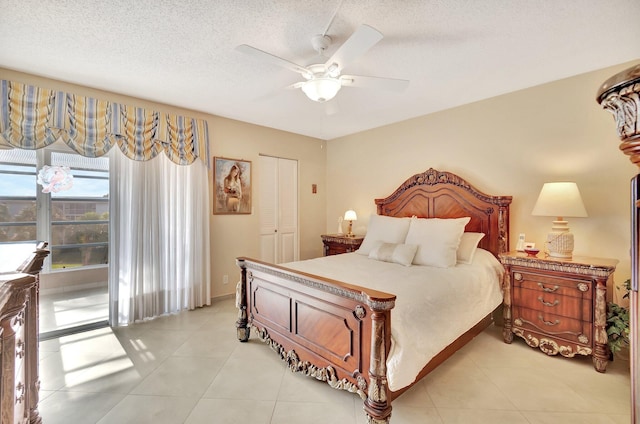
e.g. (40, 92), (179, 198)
(236, 24), (409, 103)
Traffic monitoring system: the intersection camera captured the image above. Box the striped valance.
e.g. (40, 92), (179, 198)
(0, 79), (209, 166)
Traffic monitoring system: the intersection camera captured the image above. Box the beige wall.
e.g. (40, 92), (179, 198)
(207, 117), (326, 297)
(5, 60), (639, 302)
(0, 68), (327, 299)
(326, 60), (640, 302)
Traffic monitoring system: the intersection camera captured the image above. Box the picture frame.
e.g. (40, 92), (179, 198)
(213, 157), (252, 214)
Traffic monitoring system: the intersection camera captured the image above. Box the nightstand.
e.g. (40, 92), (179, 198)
(499, 251), (618, 372)
(321, 234), (364, 256)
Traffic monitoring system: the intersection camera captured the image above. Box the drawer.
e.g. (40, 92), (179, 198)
(513, 286), (592, 322)
(327, 244), (351, 255)
(513, 306), (592, 346)
(323, 241), (362, 255)
(511, 269), (592, 300)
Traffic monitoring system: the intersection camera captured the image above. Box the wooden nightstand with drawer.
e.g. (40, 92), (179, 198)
(321, 234), (364, 256)
(499, 251), (618, 372)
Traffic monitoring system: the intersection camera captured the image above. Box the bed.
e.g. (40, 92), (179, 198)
(235, 168), (512, 423)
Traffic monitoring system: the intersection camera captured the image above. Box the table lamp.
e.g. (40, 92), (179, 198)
(344, 210), (357, 237)
(531, 182), (587, 258)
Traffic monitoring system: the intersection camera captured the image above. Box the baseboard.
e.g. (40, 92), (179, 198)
(211, 293), (235, 303)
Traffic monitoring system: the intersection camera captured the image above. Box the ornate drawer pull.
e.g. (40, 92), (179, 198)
(15, 382), (24, 404)
(537, 282), (559, 293)
(537, 296), (559, 307)
(13, 310), (25, 326)
(16, 339), (25, 359)
(538, 314), (560, 326)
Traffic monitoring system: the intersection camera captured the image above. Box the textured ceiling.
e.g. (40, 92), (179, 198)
(1, 0), (639, 140)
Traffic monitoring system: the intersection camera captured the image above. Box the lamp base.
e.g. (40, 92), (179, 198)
(346, 220), (354, 237)
(546, 248), (573, 259)
(546, 220), (574, 258)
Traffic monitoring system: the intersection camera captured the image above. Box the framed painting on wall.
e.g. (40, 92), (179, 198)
(213, 157), (252, 214)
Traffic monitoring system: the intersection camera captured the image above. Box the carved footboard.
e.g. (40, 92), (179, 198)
(236, 257), (396, 423)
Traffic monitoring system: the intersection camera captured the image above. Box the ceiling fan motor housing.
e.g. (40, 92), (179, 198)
(311, 34), (332, 55)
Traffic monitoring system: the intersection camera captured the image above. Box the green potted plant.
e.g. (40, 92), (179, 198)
(606, 279), (631, 358)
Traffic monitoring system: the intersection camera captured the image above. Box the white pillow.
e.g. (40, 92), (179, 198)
(457, 232), (485, 264)
(356, 214), (412, 255)
(405, 217), (471, 267)
(368, 241), (418, 267)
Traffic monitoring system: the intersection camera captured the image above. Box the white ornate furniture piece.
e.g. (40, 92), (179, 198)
(0, 242), (49, 424)
(500, 251), (617, 372)
(236, 168), (511, 423)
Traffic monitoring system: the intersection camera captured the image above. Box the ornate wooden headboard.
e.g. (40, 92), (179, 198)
(375, 168), (512, 257)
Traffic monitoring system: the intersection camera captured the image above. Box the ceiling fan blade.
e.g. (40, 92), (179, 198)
(236, 44), (310, 76)
(340, 74), (409, 92)
(285, 81), (306, 90)
(324, 24), (383, 72)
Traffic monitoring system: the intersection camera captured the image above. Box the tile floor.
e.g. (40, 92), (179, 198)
(38, 297), (632, 424)
(40, 285), (109, 334)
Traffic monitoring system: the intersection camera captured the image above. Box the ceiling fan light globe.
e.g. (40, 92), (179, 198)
(301, 77), (341, 102)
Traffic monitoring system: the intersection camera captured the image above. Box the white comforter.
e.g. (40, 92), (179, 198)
(284, 248), (504, 391)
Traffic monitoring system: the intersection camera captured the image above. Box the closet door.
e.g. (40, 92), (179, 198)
(259, 155), (298, 264)
(259, 156), (278, 263)
(277, 158), (298, 263)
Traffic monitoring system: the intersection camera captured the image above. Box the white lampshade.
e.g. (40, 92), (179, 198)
(531, 182), (587, 259)
(344, 210), (357, 237)
(344, 210), (357, 221)
(301, 77), (341, 102)
(531, 182), (587, 218)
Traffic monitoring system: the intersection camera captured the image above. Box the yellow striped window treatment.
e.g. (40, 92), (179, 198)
(0, 79), (209, 166)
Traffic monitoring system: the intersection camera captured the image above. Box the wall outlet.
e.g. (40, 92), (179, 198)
(223, 275), (229, 284)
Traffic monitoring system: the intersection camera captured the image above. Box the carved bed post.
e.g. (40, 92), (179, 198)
(592, 276), (609, 372)
(501, 265), (514, 344)
(497, 205), (510, 255)
(363, 301), (394, 424)
(235, 258), (250, 342)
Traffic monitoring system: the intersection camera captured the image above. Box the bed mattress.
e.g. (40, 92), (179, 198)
(284, 248), (504, 391)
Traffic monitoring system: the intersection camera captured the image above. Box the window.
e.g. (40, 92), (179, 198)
(0, 146), (109, 271)
(0, 151), (37, 244)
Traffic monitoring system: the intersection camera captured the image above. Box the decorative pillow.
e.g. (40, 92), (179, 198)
(457, 232), (485, 264)
(368, 241), (418, 267)
(356, 214), (412, 255)
(405, 217), (471, 267)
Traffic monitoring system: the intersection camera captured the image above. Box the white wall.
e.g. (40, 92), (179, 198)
(326, 60), (640, 303)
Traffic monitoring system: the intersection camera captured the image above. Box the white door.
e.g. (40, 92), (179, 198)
(259, 156), (278, 263)
(259, 155), (298, 264)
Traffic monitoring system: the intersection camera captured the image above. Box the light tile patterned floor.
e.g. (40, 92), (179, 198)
(39, 285), (109, 334)
(38, 297), (631, 424)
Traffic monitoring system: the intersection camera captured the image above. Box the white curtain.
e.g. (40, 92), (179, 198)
(108, 148), (211, 326)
